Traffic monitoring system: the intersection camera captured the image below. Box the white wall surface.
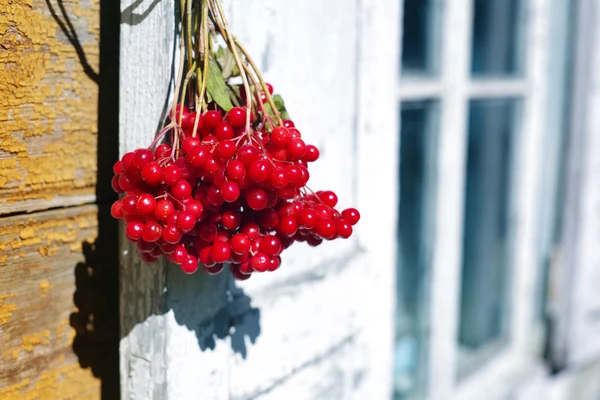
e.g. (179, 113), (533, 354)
(119, 1), (400, 399)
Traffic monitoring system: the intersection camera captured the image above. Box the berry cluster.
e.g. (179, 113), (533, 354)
(111, 95), (359, 279)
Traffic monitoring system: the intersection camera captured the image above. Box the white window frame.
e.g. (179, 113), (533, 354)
(396, 0), (553, 398)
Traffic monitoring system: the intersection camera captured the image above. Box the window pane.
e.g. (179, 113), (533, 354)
(471, 0), (523, 77)
(401, 0), (440, 77)
(458, 99), (520, 375)
(395, 100), (438, 398)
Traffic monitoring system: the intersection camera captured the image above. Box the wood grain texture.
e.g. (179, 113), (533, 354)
(119, 0), (397, 398)
(0, 0), (99, 215)
(0, 205), (100, 399)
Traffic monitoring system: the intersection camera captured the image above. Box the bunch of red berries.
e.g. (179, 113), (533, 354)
(111, 98), (359, 279)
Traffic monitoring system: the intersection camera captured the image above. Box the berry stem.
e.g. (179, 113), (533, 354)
(232, 37), (283, 126)
(197, 0), (210, 112)
(185, 0), (194, 110)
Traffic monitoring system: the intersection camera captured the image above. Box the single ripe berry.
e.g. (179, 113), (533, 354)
(220, 181), (241, 203)
(303, 145), (320, 162)
(137, 240), (156, 253)
(221, 209), (241, 230)
(141, 162), (163, 186)
(121, 152), (136, 172)
(288, 128), (302, 139)
(207, 185), (224, 206)
(186, 145), (209, 168)
(110, 200), (123, 219)
(211, 241), (231, 263)
(245, 188), (268, 210)
(239, 223), (260, 240)
(113, 161), (123, 175)
(283, 119), (295, 128)
(238, 145), (260, 166)
(320, 191), (338, 207)
(268, 256), (281, 272)
(155, 143), (171, 158)
(177, 211), (196, 232)
(341, 208), (361, 225)
(314, 204), (334, 220)
(250, 253), (270, 272)
(205, 263), (225, 275)
(298, 209), (319, 229)
(215, 140), (237, 159)
(270, 168), (289, 189)
(133, 149), (154, 169)
(182, 137), (201, 154)
(171, 180), (192, 199)
(315, 219), (336, 239)
(226, 160), (246, 182)
(287, 138), (307, 159)
(227, 107), (248, 128)
(197, 222), (217, 242)
(266, 83), (274, 94)
(180, 256), (199, 274)
(126, 221), (144, 241)
(185, 199), (203, 218)
(142, 221), (162, 242)
(121, 195), (138, 216)
(154, 199), (175, 221)
(286, 165), (304, 188)
(162, 224), (182, 244)
(238, 260), (253, 274)
(230, 233), (251, 255)
(271, 127), (291, 147)
(163, 164), (183, 185)
(248, 160), (273, 182)
(336, 219), (353, 238)
(214, 122), (235, 140)
(140, 253), (159, 264)
(277, 216), (298, 237)
(257, 208), (279, 229)
(118, 173), (138, 191)
(136, 194), (156, 214)
(260, 235), (282, 256)
(168, 244), (189, 265)
(203, 110), (222, 128)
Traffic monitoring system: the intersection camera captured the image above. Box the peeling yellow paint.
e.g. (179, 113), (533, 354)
(20, 330), (52, 352)
(0, 293), (17, 324)
(39, 280), (53, 297)
(0, 362), (98, 400)
(0, 0), (99, 211)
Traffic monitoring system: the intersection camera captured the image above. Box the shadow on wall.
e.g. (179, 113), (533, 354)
(54, 0), (261, 398)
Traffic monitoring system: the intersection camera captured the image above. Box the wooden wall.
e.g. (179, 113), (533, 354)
(0, 1), (117, 398)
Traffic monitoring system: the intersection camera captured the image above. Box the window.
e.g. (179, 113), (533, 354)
(394, 0), (569, 398)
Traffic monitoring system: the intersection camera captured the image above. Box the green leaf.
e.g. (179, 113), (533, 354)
(265, 94), (291, 120)
(206, 57), (234, 111)
(215, 46), (240, 79)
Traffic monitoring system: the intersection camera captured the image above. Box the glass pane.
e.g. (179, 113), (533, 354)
(401, 0), (441, 77)
(471, 0), (524, 77)
(394, 100), (438, 399)
(458, 98), (521, 376)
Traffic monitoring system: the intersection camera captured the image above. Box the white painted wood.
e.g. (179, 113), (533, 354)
(119, 0), (399, 399)
(425, 0), (473, 397)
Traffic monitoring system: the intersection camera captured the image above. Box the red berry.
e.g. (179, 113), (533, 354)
(288, 128), (302, 139)
(226, 160), (246, 182)
(271, 127), (291, 147)
(133, 149), (154, 169)
(283, 120), (295, 128)
(177, 211), (196, 232)
(126, 221), (144, 241)
(287, 138), (306, 159)
(238, 145), (260, 166)
(121, 195), (138, 216)
(203, 110), (222, 128)
(266, 83), (274, 94)
(162, 224), (182, 244)
(183, 112), (203, 132)
(341, 208), (360, 225)
(141, 162), (163, 186)
(227, 107), (248, 128)
(239, 260), (253, 274)
(140, 253), (159, 264)
(186, 145), (209, 168)
(182, 137), (201, 154)
(118, 173), (138, 191)
(214, 122), (234, 140)
(136, 194), (156, 214)
(168, 244), (188, 264)
(215, 140), (237, 159)
(160, 242), (178, 254)
(180, 256), (199, 274)
(185, 199), (203, 218)
(142, 221), (162, 242)
(314, 204), (334, 220)
(245, 188), (268, 210)
(230, 233), (251, 254)
(269, 145), (288, 161)
(197, 222), (217, 242)
(204, 156), (220, 173)
(199, 246), (215, 266)
(298, 209), (319, 229)
(137, 240), (156, 253)
(239, 223), (260, 240)
(268, 256), (281, 271)
(110, 200), (123, 219)
(111, 175), (123, 193)
(211, 242), (231, 263)
(336, 219), (353, 238)
(220, 181), (241, 203)
(303, 145), (320, 162)
(121, 152), (136, 172)
(248, 160), (273, 182)
(270, 168), (289, 188)
(277, 216), (298, 237)
(250, 253), (270, 272)
(257, 208), (279, 229)
(221, 209), (241, 230)
(163, 164), (183, 185)
(277, 185), (297, 200)
(113, 161), (123, 175)
(230, 264), (251, 280)
(154, 200), (175, 221)
(155, 143), (171, 158)
(260, 235), (282, 256)
(171, 180), (192, 199)
(286, 165), (304, 188)
(315, 219), (336, 239)
(320, 191), (338, 207)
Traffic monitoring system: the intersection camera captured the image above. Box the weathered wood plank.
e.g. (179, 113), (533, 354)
(0, 0), (99, 215)
(0, 205), (100, 399)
